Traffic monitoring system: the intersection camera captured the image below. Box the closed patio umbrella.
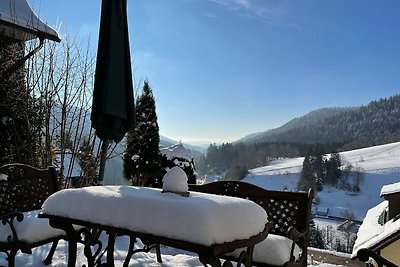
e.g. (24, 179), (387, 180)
(91, 0), (135, 182)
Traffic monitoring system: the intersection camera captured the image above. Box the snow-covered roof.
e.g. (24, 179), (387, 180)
(381, 181), (400, 197)
(0, 0), (60, 41)
(55, 153), (82, 178)
(352, 200), (400, 258)
(160, 143), (193, 161)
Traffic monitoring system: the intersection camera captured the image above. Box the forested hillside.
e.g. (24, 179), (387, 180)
(244, 94), (400, 149)
(238, 107), (356, 143)
(197, 94), (400, 178)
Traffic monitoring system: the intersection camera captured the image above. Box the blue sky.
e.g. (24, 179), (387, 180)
(29, 0), (400, 145)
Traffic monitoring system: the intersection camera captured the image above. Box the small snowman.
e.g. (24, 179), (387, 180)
(162, 166), (190, 196)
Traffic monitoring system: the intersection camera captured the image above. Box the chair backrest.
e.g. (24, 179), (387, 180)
(189, 181), (314, 246)
(0, 163), (58, 216)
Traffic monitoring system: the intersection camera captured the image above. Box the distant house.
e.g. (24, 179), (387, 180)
(316, 206), (330, 216)
(54, 149), (82, 180)
(351, 181), (400, 265)
(160, 143), (194, 164)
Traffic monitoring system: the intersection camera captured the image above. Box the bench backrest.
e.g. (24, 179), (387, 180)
(189, 181), (314, 247)
(0, 164), (58, 216)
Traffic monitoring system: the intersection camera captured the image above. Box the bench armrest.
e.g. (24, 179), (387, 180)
(287, 226), (306, 262)
(287, 226), (305, 242)
(1, 211), (24, 242)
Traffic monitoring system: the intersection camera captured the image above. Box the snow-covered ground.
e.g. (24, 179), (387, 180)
(5, 142), (398, 266)
(0, 236), (346, 266)
(244, 141), (400, 221)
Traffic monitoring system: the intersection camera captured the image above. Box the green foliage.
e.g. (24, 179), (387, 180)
(298, 145), (327, 192)
(298, 144), (345, 192)
(150, 154), (197, 188)
(197, 141), (311, 176)
(123, 80), (162, 186)
(309, 219), (325, 249)
(0, 39), (43, 167)
(77, 137), (97, 185)
(337, 163), (365, 192)
(325, 152), (342, 186)
(298, 154), (315, 191)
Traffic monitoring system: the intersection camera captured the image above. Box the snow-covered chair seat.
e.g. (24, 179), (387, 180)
(0, 164), (64, 267)
(0, 210), (65, 243)
(189, 181), (314, 267)
(228, 233), (301, 266)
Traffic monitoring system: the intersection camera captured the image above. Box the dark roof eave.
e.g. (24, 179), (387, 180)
(0, 19), (61, 42)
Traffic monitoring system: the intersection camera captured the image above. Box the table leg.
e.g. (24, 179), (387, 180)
(106, 232), (116, 267)
(199, 255), (222, 267)
(49, 220), (77, 267)
(245, 245), (254, 267)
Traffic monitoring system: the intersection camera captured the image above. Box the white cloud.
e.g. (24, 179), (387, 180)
(209, 0), (287, 24)
(205, 12), (217, 18)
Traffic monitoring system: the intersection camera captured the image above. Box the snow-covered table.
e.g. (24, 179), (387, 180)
(39, 186), (271, 267)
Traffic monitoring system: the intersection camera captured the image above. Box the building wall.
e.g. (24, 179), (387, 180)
(386, 194), (400, 220)
(381, 239), (400, 265)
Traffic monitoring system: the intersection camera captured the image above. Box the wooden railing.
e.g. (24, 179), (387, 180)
(357, 248), (398, 267)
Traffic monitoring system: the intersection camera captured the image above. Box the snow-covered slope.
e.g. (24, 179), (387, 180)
(244, 141), (400, 220)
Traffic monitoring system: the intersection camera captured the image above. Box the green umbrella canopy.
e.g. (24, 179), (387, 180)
(91, 0), (135, 144)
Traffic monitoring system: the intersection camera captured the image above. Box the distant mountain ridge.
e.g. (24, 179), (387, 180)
(238, 107), (356, 143)
(237, 94), (400, 151)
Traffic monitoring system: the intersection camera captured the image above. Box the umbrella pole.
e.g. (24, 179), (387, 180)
(98, 139), (109, 183)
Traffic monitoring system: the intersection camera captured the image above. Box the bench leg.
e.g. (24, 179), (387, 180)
(7, 250), (17, 267)
(156, 244), (162, 263)
(44, 240), (59, 265)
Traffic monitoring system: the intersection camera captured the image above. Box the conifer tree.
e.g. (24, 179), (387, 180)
(325, 152), (342, 186)
(310, 144), (325, 191)
(298, 145), (326, 192)
(124, 80), (162, 186)
(298, 154), (315, 191)
(151, 153), (197, 188)
(309, 219), (325, 249)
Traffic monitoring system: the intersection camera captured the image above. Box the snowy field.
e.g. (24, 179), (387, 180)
(244, 141), (400, 220)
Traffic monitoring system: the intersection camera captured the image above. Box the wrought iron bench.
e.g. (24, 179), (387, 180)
(0, 163), (63, 267)
(187, 181), (314, 267)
